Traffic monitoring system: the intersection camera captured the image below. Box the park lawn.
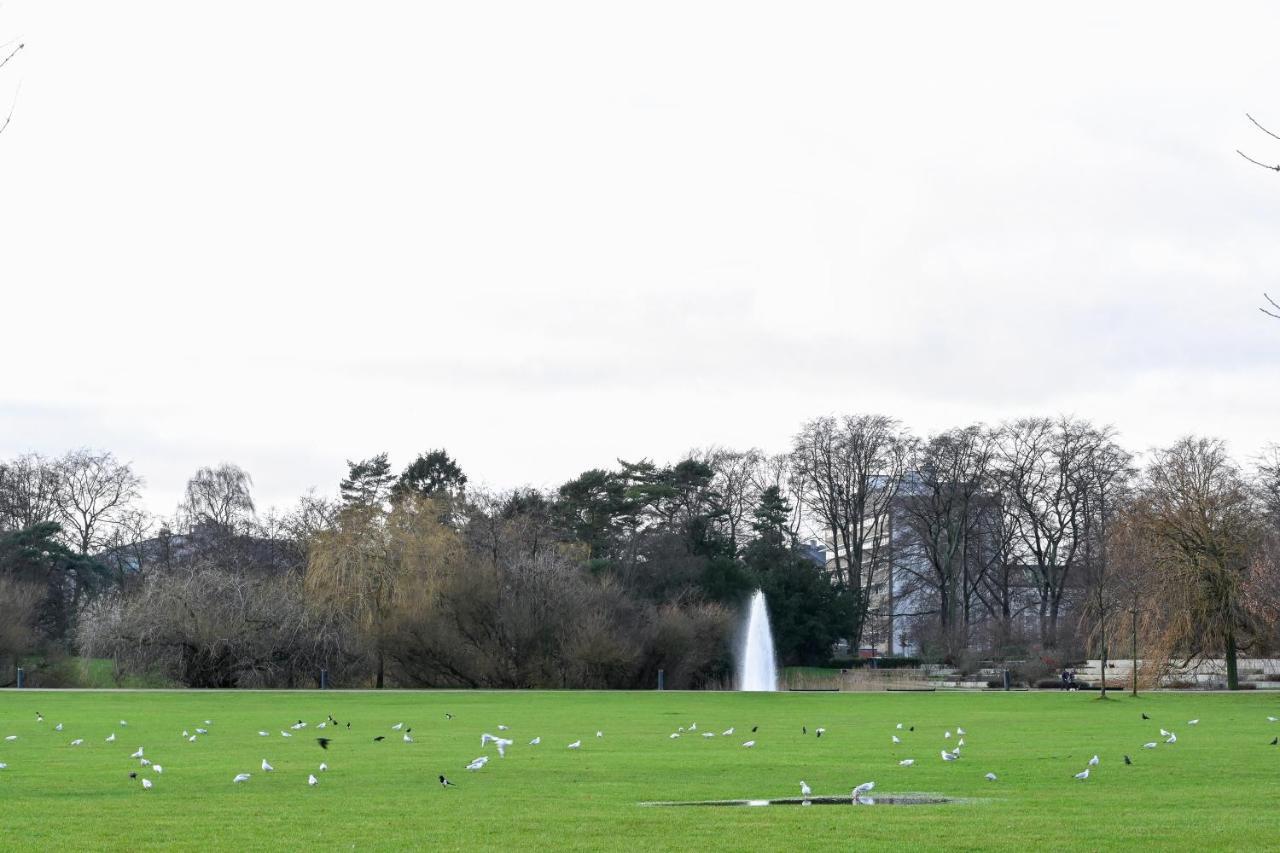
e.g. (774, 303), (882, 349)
(0, 690), (1277, 852)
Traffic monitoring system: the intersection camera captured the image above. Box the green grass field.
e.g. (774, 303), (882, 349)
(0, 690), (1277, 851)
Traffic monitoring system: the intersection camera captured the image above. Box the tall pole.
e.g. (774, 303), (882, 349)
(1130, 606), (1139, 698)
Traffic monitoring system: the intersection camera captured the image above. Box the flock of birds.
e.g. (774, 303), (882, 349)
(3, 708), (1278, 802)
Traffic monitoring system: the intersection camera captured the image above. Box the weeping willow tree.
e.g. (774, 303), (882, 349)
(304, 495), (459, 688)
(1136, 437), (1263, 690)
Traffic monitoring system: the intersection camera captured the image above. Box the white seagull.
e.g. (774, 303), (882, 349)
(319, 762), (327, 771)
(308, 774), (318, 787)
(262, 759), (274, 771)
(669, 733), (680, 739)
(568, 740), (581, 749)
(152, 765), (163, 774)
(0, 763), (6, 769)
(941, 750), (958, 761)
(689, 723), (697, 731)
(195, 728), (208, 735)
(280, 731), (292, 738)
(853, 782), (875, 797)
(70, 739), (84, 746)
(120, 721), (128, 727)
(1166, 733), (1177, 744)
(188, 736), (197, 743)
(986, 772), (998, 781)
(1142, 742), (1158, 749)
(722, 728), (734, 736)
(1159, 728), (1171, 737)
(233, 773), (251, 783)
(1074, 768), (1090, 781)
(54, 724), (63, 732)
(403, 733), (414, 743)
(3, 736), (15, 742)
(800, 781), (811, 797)
(1088, 755), (1099, 766)
(131, 748), (144, 759)
(141, 778), (152, 790)
(140, 759), (151, 767)
(892, 736), (901, 744)
(957, 738), (965, 747)
(896, 723), (904, 730)
(105, 734), (116, 743)
(899, 759), (915, 767)
(529, 737), (541, 746)
(596, 731), (603, 738)
(957, 728), (966, 736)
(481, 733), (499, 746)
(1187, 719), (1200, 726)
(742, 740), (756, 748)
(466, 760), (485, 771)
(497, 725), (509, 731)
(258, 731), (269, 737)
(944, 731), (952, 739)
(392, 723), (403, 731)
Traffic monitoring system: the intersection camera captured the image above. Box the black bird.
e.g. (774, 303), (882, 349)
(439, 775), (455, 788)
(346, 722), (351, 730)
(373, 736), (385, 742)
(297, 719), (304, 725)
(816, 730), (823, 738)
(909, 726), (914, 732)
(445, 713), (454, 720)
(406, 728), (412, 734)
(128, 772), (138, 779)
(317, 738), (331, 750)
(802, 726), (807, 735)
(1271, 737), (1278, 746)
(751, 726), (758, 733)
(1124, 755), (1132, 765)
(1142, 713), (1150, 720)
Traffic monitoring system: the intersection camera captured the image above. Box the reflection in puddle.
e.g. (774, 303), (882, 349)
(643, 794), (956, 807)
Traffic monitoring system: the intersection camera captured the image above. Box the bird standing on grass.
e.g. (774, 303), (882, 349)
(899, 759), (915, 767)
(262, 759), (274, 772)
(1074, 769), (1090, 781)
(440, 775), (455, 788)
(308, 774), (318, 787)
(233, 773), (251, 784)
(1088, 755), (1099, 766)
(1124, 755), (1132, 765)
(567, 740), (581, 749)
(800, 781), (811, 797)
(141, 778), (152, 790)
(985, 772), (997, 781)
(742, 741), (756, 748)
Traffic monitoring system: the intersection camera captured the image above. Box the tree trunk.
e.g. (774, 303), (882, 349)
(376, 651), (385, 689)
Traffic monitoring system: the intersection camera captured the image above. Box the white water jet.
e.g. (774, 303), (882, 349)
(738, 589), (778, 691)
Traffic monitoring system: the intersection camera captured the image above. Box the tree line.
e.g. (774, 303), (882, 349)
(1, 416), (1277, 689)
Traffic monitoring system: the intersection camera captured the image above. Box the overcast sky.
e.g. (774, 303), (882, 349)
(1, 1), (1278, 515)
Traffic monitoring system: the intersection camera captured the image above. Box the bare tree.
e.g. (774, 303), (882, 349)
(992, 417), (1108, 647)
(180, 463), (254, 533)
(0, 453), (62, 532)
(897, 425), (993, 655)
(695, 447), (763, 556)
(791, 414), (913, 649)
(55, 449), (143, 557)
(0, 39), (23, 139)
(1137, 437), (1261, 689)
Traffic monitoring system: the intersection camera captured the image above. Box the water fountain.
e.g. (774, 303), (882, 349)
(737, 589), (778, 691)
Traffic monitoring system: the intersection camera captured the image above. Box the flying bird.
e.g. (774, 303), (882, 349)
(316, 738), (331, 750)
(1088, 755), (1099, 766)
(233, 773), (251, 783)
(985, 772), (998, 781)
(262, 759), (274, 771)
(800, 781), (811, 797)
(958, 738), (965, 747)
(568, 740), (581, 749)
(308, 774), (318, 787)
(689, 723), (697, 732)
(899, 759), (915, 766)
(1074, 769), (1090, 781)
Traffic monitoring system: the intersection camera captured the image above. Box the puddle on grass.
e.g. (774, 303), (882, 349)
(642, 794), (957, 807)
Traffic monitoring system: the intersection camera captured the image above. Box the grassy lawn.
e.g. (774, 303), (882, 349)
(0, 690), (1277, 851)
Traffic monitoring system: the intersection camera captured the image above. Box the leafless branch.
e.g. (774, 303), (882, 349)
(1263, 292), (1280, 319)
(1237, 149), (1280, 172)
(1247, 113), (1280, 141)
